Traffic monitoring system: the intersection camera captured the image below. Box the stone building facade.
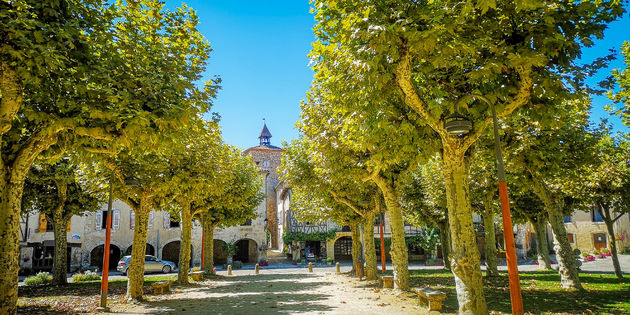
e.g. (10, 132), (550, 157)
(562, 208), (629, 253)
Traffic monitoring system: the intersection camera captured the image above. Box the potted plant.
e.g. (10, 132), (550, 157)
(221, 239), (238, 265)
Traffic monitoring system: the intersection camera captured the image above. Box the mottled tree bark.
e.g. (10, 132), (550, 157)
(370, 175), (409, 290)
(599, 203), (623, 279)
(531, 178), (583, 291)
(481, 210), (498, 277)
(51, 182), (69, 285)
(178, 202), (192, 284)
(443, 154), (487, 314)
(0, 179), (24, 314)
(202, 217), (218, 272)
(125, 194), (151, 300)
(381, 190), (409, 290)
(350, 224), (361, 274)
(363, 212), (377, 280)
(531, 218), (552, 270)
(0, 135), (55, 313)
(437, 221), (451, 271)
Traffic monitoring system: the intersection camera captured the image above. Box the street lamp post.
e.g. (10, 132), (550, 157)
(445, 96), (524, 315)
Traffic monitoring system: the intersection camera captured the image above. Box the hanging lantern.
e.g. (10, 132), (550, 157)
(444, 114), (473, 135)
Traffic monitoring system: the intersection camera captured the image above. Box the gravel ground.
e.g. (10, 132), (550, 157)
(112, 266), (437, 315)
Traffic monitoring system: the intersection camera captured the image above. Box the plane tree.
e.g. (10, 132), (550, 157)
(198, 145), (264, 273)
(310, 1), (623, 312)
(573, 125), (630, 278)
(297, 78), (435, 289)
(22, 159), (101, 285)
(506, 107), (596, 291)
(279, 138), (366, 275)
(400, 157), (451, 271)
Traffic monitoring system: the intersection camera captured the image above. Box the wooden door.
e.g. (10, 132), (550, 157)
(593, 233), (607, 250)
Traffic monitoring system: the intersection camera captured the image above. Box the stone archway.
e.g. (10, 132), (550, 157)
(124, 244), (155, 256)
(162, 241), (193, 268)
(234, 239), (258, 263)
(90, 244), (121, 270)
(213, 239), (228, 265)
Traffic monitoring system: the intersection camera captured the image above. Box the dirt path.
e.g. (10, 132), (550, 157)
(112, 267), (437, 314)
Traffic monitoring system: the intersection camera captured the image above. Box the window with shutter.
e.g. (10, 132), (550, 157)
(148, 211), (153, 229)
(38, 214), (47, 233)
(130, 211), (135, 229)
(113, 209), (120, 230)
(163, 212), (170, 228)
(95, 212), (102, 230)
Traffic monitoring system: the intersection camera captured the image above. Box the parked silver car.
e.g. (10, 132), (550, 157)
(117, 255), (176, 275)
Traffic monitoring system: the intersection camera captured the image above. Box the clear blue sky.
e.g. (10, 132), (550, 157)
(167, 1), (629, 149)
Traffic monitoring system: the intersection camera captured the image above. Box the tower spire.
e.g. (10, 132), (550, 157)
(259, 119), (272, 146)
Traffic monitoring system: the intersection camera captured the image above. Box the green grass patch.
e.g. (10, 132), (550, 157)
(405, 269), (630, 314)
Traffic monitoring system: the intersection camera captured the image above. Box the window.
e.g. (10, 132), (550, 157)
(242, 219), (252, 226)
(567, 233), (574, 243)
(591, 209), (603, 222)
(563, 216), (571, 223)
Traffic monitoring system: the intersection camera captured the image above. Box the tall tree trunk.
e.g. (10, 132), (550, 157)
(350, 223), (361, 274)
(531, 178), (583, 291)
(51, 182), (68, 285)
(371, 174), (409, 289)
(600, 204), (623, 279)
(202, 217), (217, 272)
(0, 179), (25, 314)
(437, 221), (451, 271)
(51, 214), (70, 286)
(382, 191), (409, 290)
(126, 194), (151, 301)
(482, 209), (498, 277)
(442, 153), (487, 314)
(178, 202), (192, 284)
(531, 218), (552, 270)
(363, 212), (377, 280)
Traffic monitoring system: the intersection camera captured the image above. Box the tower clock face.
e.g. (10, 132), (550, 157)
(262, 160), (270, 167)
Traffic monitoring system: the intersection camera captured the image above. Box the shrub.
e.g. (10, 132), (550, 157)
(593, 249), (600, 256)
(296, 258), (301, 263)
(232, 261), (243, 269)
(190, 267), (201, 272)
(24, 272), (52, 286)
(582, 252), (589, 258)
(326, 257), (334, 263)
(72, 270), (101, 282)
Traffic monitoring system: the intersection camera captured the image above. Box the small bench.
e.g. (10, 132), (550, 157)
(412, 287), (446, 311)
(151, 280), (173, 295)
(190, 271), (205, 281)
(382, 276), (394, 289)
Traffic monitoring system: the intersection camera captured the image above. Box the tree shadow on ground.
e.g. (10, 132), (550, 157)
(142, 273), (337, 314)
(141, 292), (335, 314)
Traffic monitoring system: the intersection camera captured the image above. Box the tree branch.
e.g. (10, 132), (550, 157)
(329, 190), (364, 218)
(394, 44), (441, 131)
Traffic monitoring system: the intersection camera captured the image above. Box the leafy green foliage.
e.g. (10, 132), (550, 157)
(71, 271), (101, 283)
(608, 41), (630, 126)
(24, 272), (52, 286)
(22, 159), (101, 220)
(282, 230), (337, 244)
